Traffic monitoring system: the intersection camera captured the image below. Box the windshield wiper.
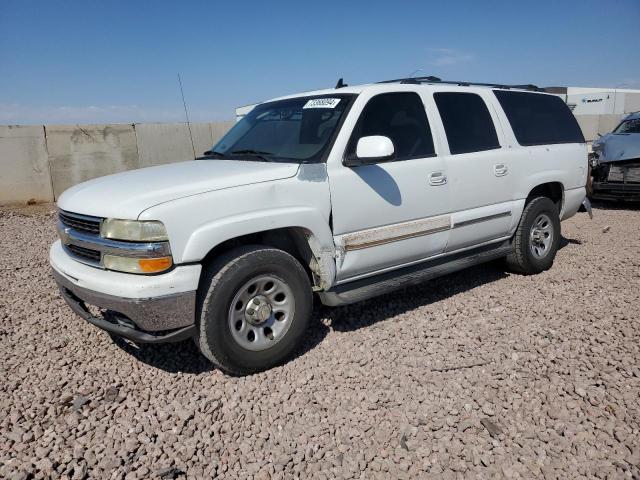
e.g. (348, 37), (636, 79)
(230, 149), (273, 161)
(197, 150), (226, 159)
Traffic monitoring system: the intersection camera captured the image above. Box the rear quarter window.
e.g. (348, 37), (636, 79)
(494, 90), (585, 146)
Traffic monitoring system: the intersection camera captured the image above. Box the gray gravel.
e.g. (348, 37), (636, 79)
(1, 204), (639, 479)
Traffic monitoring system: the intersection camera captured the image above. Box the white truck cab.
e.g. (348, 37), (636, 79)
(51, 77), (590, 374)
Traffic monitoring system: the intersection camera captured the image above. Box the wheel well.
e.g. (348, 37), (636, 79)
(526, 182), (563, 213)
(200, 228), (319, 286)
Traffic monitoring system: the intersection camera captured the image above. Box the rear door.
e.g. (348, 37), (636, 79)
(492, 89), (588, 211)
(327, 90), (451, 282)
(432, 90), (517, 251)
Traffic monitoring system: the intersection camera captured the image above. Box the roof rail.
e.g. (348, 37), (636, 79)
(378, 76), (542, 92)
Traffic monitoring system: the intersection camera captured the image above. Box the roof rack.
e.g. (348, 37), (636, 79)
(378, 76), (542, 92)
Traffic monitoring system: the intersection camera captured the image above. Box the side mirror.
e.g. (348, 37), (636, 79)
(596, 132), (602, 138)
(345, 135), (395, 167)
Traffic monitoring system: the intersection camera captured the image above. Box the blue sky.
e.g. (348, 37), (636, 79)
(1, 0), (639, 124)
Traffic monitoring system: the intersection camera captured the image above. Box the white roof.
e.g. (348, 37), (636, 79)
(264, 81), (549, 104)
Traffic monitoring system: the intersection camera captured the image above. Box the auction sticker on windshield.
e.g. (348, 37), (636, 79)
(303, 98), (341, 109)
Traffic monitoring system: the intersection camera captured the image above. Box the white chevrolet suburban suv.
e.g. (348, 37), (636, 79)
(51, 77), (590, 375)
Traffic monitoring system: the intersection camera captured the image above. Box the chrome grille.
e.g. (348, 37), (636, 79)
(59, 210), (101, 235)
(66, 244), (101, 264)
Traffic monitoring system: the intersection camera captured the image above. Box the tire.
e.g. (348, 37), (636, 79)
(196, 245), (312, 375)
(506, 197), (561, 275)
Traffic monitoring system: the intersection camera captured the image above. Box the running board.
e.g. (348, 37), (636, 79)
(319, 241), (511, 306)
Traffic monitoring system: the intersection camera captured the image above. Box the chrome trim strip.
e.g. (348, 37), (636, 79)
(452, 211), (512, 229)
(339, 210), (512, 252)
(342, 215), (451, 251)
(57, 222), (172, 258)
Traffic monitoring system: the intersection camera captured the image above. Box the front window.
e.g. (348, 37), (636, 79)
(614, 118), (640, 134)
(208, 94), (355, 163)
(346, 92), (436, 161)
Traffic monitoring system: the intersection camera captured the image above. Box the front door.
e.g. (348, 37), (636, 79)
(327, 91), (451, 282)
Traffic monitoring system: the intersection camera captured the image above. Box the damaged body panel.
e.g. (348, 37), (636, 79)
(590, 112), (640, 201)
(140, 163), (337, 287)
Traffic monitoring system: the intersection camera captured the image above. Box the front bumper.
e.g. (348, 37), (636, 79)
(51, 240), (201, 343)
(592, 181), (640, 201)
(53, 269), (196, 343)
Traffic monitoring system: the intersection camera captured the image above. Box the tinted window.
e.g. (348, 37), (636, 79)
(347, 92), (435, 161)
(494, 90), (585, 146)
(434, 92), (500, 155)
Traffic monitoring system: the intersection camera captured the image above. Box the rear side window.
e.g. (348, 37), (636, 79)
(347, 92), (435, 161)
(434, 92), (500, 155)
(493, 90), (585, 146)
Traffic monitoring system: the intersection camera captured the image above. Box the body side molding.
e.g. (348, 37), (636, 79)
(452, 211), (512, 229)
(340, 215), (451, 251)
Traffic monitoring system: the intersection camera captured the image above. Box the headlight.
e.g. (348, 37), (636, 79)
(103, 254), (173, 274)
(101, 219), (168, 242)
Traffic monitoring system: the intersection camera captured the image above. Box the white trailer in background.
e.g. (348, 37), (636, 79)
(548, 87), (640, 115)
(542, 86), (640, 140)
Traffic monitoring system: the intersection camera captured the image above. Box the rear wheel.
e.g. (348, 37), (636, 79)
(196, 245), (312, 375)
(506, 197), (561, 274)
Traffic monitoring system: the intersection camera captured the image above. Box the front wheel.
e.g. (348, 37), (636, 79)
(506, 197), (561, 274)
(196, 246), (312, 375)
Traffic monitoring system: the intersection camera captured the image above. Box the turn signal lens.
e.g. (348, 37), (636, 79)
(103, 254), (173, 274)
(138, 257), (173, 273)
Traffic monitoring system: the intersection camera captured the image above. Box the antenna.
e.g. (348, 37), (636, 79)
(335, 78), (347, 89)
(178, 73), (196, 159)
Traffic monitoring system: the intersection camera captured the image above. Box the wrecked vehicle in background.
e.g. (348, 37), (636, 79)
(590, 112), (640, 201)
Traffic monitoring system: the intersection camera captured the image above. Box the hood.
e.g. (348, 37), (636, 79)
(593, 133), (640, 163)
(57, 160), (300, 219)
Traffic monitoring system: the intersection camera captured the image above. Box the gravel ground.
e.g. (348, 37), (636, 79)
(1, 203), (639, 480)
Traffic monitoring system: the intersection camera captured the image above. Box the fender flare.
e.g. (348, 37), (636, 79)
(181, 206), (337, 289)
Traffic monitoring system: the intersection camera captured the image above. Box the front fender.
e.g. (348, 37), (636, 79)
(183, 206), (336, 283)
(139, 177), (336, 288)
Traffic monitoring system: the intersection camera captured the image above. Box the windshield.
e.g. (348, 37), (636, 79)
(614, 118), (640, 134)
(208, 94), (355, 162)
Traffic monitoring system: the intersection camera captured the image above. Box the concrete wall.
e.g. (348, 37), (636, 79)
(0, 125), (54, 204)
(0, 121), (233, 204)
(47, 124), (140, 196)
(0, 112), (634, 204)
(136, 121), (233, 167)
(574, 114), (625, 142)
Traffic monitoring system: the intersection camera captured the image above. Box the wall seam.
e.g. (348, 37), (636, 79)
(43, 125), (56, 202)
(132, 123), (141, 170)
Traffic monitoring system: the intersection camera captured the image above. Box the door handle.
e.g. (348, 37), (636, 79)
(494, 164), (508, 176)
(429, 171), (447, 186)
